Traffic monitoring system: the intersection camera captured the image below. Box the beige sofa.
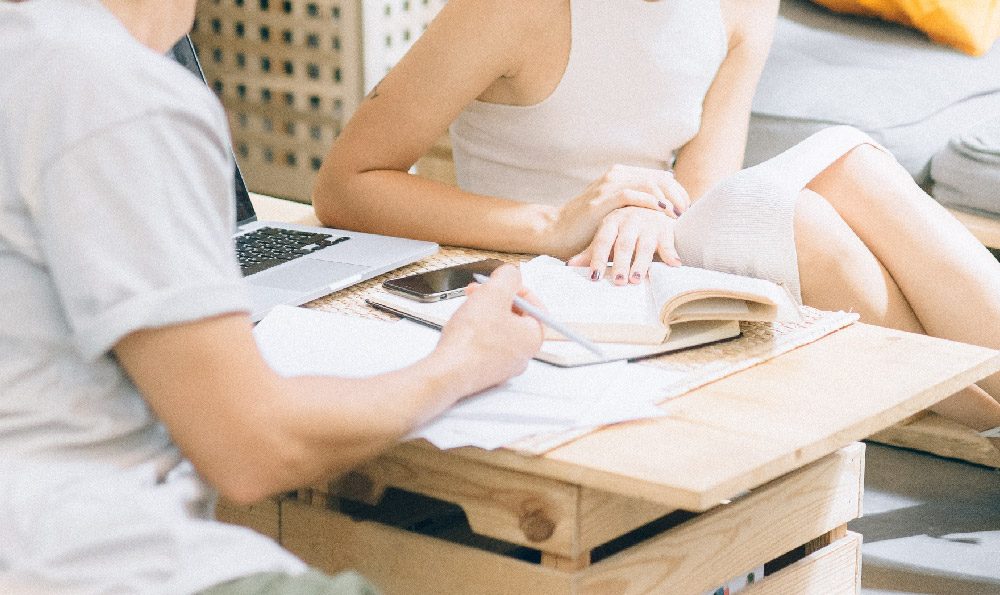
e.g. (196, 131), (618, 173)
(746, 0), (1000, 251)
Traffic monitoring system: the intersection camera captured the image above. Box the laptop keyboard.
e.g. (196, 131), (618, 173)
(236, 227), (349, 276)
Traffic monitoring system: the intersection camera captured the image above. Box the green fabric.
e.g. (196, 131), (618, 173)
(201, 570), (381, 595)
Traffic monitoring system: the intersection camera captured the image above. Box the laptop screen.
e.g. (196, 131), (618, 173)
(167, 35), (256, 226)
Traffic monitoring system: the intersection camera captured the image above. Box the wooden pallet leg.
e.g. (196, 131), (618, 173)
(805, 524), (848, 556)
(541, 551), (591, 572)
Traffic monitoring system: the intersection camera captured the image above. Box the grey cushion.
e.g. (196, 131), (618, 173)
(745, 0), (1000, 186)
(930, 117), (1000, 216)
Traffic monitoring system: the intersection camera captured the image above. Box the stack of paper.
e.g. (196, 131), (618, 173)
(253, 305), (680, 450)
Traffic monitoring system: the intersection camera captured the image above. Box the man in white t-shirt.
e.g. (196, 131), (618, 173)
(0, 1), (543, 593)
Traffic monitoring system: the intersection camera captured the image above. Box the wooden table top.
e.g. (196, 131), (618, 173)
(251, 195), (1000, 511)
(409, 322), (999, 511)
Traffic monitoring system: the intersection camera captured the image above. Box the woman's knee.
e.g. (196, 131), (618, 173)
(794, 189), (923, 330)
(794, 190), (867, 273)
(809, 143), (914, 203)
(850, 144), (913, 183)
(795, 191), (878, 301)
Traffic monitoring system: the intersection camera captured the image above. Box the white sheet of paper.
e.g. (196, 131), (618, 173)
(253, 305), (672, 450)
(254, 304), (439, 377)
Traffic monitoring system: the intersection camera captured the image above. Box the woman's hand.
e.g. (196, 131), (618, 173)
(434, 265), (543, 397)
(551, 165), (690, 258)
(567, 207), (682, 285)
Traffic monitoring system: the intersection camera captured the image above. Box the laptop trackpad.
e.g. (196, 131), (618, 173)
(248, 259), (367, 291)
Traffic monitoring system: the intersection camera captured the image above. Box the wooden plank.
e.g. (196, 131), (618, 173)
(804, 524), (848, 556)
(742, 531), (862, 595)
(215, 497), (281, 542)
(578, 487), (679, 553)
(310, 451), (678, 559)
(576, 444), (864, 595)
(250, 192), (322, 223)
(947, 207), (1000, 249)
(869, 411), (1000, 468)
(416, 133), (457, 186)
(541, 551), (591, 572)
(280, 452), (862, 595)
(416, 153), (458, 187)
(310, 449), (584, 557)
(432, 324), (997, 510)
(244, 164), (318, 205)
(280, 499), (575, 595)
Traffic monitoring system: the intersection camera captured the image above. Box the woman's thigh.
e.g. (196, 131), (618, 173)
(794, 188), (923, 333)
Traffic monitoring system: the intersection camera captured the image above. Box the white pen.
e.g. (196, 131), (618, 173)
(472, 273), (607, 360)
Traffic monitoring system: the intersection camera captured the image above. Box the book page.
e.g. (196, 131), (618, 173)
(366, 291), (740, 366)
(647, 263), (800, 323)
(519, 261), (661, 327)
(670, 297), (750, 320)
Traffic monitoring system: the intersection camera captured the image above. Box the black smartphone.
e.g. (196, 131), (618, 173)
(382, 259), (506, 302)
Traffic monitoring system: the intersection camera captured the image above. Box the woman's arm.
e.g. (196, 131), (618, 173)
(114, 267), (542, 504)
(313, 0), (560, 253)
(312, 0), (677, 258)
(672, 0), (780, 200)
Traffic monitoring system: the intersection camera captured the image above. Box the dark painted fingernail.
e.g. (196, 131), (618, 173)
(591, 269), (600, 281)
(673, 206), (682, 217)
(631, 272), (641, 281)
(658, 201), (667, 209)
(615, 274), (624, 282)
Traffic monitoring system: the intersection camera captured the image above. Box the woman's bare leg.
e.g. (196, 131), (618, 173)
(795, 188), (925, 332)
(807, 144), (1000, 392)
(793, 184), (1000, 432)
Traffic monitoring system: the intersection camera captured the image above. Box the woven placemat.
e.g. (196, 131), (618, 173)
(304, 247), (858, 454)
(305, 247), (529, 317)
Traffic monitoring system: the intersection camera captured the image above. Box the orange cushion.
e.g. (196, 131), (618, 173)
(811, 0), (1000, 56)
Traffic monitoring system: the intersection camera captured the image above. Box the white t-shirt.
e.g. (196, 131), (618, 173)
(0, 1), (306, 593)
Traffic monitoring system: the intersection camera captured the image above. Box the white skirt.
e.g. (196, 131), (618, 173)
(674, 125), (884, 303)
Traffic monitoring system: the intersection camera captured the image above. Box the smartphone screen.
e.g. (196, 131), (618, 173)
(382, 259), (506, 302)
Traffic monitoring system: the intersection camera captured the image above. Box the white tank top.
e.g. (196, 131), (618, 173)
(449, 0), (728, 205)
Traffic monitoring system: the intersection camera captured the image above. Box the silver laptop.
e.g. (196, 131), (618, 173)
(170, 36), (438, 321)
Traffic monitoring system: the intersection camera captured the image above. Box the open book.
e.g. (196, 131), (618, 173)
(368, 255), (806, 365)
(519, 257), (802, 345)
(366, 291), (741, 367)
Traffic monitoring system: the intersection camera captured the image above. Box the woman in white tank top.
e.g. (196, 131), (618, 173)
(314, 0), (1000, 440)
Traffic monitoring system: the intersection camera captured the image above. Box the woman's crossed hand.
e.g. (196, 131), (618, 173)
(555, 165), (688, 284)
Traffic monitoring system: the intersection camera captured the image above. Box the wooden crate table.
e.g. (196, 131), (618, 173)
(219, 195), (1000, 594)
(283, 443), (864, 595)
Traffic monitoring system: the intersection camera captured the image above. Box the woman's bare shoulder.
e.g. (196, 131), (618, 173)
(442, 0), (569, 37)
(719, 0), (780, 52)
(445, 0), (565, 30)
(437, 0), (568, 101)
